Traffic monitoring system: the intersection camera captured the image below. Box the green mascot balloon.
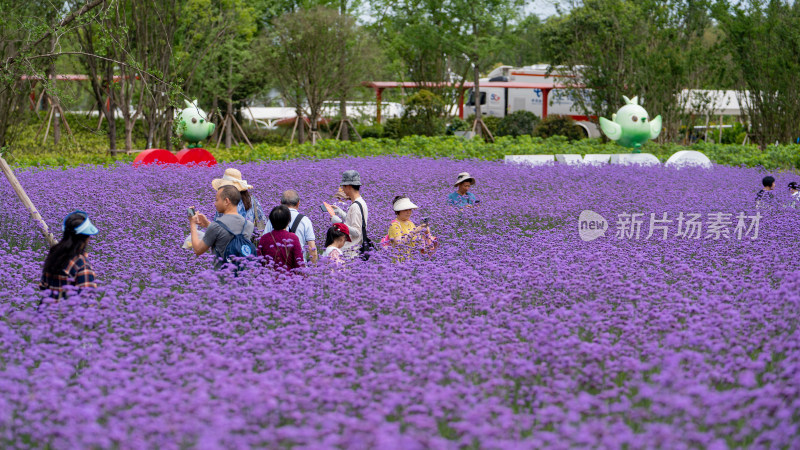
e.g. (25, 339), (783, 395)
(599, 96), (662, 153)
(177, 99), (215, 148)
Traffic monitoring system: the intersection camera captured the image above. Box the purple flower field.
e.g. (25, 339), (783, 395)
(1, 157), (799, 448)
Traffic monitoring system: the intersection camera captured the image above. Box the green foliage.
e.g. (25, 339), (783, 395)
(446, 118), (469, 135)
(358, 124), (385, 139)
(465, 115), (501, 136)
(382, 118), (403, 140)
(497, 110), (540, 137)
(707, 122), (748, 145)
(11, 134), (800, 171)
(4, 114), (147, 164)
(533, 115), (584, 141)
(714, 0), (800, 146)
(539, 0), (719, 142)
(399, 90), (447, 137)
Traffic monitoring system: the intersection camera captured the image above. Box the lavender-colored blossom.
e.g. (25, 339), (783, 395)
(0, 157), (798, 448)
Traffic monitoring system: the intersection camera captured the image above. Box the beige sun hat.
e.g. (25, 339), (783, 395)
(393, 196), (419, 212)
(454, 172), (476, 187)
(212, 168), (253, 192)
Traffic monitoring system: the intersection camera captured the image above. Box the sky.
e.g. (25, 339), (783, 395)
(524, 0), (563, 19)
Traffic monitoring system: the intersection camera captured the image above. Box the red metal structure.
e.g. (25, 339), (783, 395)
(363, 81), (579, 124)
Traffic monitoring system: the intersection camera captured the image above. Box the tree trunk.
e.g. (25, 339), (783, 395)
(106, 65), (117, 156)
(45, 33), (60, 145)
(339, 98), (349, 141)
(125, 120), (134, 152)
(225, 98), (233, 149)
(225, 53), (233, 149)
(473, 63), (482, 138)
(210, 96), (218, 143)
(296, 105), (305, 144)
(165, 105), (174, 151)
(310, 111), (318, 144)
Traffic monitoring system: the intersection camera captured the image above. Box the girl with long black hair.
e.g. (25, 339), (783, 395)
(40, 210), (99, 298)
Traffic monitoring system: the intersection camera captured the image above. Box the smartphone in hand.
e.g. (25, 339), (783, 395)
(186, 207), (196, 218)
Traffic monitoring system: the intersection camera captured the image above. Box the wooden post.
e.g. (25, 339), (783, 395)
(375, 88), (382, 124)
(0, 155), (57, 247)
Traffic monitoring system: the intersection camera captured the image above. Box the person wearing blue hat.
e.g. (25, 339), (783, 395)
(40, 210), (99, 298)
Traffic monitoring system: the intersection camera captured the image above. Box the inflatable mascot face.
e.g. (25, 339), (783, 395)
(599, 96), (662, 153)
(177, 100), (215, 148)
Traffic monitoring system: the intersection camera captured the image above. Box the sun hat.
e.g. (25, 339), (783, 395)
(212, 168), (253, 192)
(333, 223), (352, 241)
(340, 170), (362, 186)
(393, 196), (419, 212)
(62, 210), (99, 236)
(454, 172), (476, 187)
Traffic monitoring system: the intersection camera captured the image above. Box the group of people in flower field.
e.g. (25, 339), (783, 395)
(39, 168), (481, 298)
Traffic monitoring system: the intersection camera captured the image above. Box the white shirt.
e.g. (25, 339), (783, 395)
(332, 197), (367, 251)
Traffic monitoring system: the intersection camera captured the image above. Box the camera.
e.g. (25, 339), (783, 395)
(422, 216), (430, 224)
(187, 206), (196, 218)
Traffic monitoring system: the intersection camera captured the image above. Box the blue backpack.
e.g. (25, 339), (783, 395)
(215, 220), (256, 269)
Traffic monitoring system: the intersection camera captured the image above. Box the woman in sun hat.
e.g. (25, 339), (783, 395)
(40, 210), (99, 298)
(383, 195), (437, 254)
(212, 168), (267, 230)
(447, 172), (479, 207)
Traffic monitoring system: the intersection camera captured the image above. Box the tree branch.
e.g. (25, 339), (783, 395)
(3, 0), (106, 68)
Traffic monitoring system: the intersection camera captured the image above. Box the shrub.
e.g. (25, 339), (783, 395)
(533, 115), (585, 141)
(399, 90), (447, 137)
(497, 110), (540, 137)
(382, 118), (403, 140)
(446, 118), (469, 135)
(358, 124), (384, 139)
(465, 114), (501, 137)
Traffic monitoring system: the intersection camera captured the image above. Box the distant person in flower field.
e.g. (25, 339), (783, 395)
(212, 168), (267, 233)
(324, 170), (371, 258)
(448, 172), (479, 207)
(190, 185), (254, 270)
(264, 190), (318, 264)
(258, 205), (304, 272)
(788, 182), (800, 208)
(322, 223), (351, 264)
(40, 210), (99, 298)
(382, 195), (437, 254)
(756, 176), (776, 208)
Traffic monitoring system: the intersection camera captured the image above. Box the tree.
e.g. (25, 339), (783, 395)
(494, 14), (543, 67)
(714, 0), (800, 146)
(0, 1), (108, 149)
(263, 6), (378, 144)
(539, 0), (716, 142)
(443, 0), (524, 141)
(370, 0), (472, 119)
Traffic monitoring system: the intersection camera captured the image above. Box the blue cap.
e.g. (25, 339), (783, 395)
(62, 210), (99, 236)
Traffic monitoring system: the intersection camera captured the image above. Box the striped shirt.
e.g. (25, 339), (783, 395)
(40, 254), (97, 298)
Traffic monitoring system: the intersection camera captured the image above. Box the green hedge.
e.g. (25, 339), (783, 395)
(6, 132), (800, 171)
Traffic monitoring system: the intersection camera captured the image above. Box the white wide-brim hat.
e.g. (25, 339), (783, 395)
(393, 197), (419, 212)
(212, 168), (253, 191)
(454, 172), (476, 187)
